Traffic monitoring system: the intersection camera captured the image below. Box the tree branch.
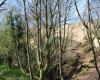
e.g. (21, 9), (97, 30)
(0, 0), (7, 7)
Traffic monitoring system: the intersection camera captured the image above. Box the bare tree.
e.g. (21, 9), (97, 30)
(23, 0), (73, 79)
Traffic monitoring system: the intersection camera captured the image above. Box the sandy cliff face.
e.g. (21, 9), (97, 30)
(30, 23), (99, 47)
(57, 23), (86, 43)
(68, 23), (86, 43)
(61, 23), (99, 47)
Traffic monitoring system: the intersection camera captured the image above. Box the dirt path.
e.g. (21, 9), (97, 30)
(72, 44), (100, 80)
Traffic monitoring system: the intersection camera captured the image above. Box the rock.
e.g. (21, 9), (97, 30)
(82, 63), (94, 68)
(62, 51), (80, 67)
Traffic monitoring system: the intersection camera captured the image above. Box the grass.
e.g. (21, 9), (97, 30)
(0, 64), (29, 80)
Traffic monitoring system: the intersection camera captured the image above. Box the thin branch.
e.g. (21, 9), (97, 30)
(0, 0), (7, 7)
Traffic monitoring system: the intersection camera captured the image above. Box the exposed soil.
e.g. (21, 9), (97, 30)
(72, 45), (100, 80)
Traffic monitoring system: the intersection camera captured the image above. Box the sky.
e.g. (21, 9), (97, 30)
(0, 0), (86, 24)
(71, 0), (86, 23)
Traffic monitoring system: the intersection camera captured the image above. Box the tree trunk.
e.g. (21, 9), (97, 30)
(23, 0), (33, 80)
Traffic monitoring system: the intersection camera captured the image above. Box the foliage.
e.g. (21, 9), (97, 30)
(0, 26), (11, 54)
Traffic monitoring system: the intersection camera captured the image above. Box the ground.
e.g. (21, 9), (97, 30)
(72, 44), (100, 80)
